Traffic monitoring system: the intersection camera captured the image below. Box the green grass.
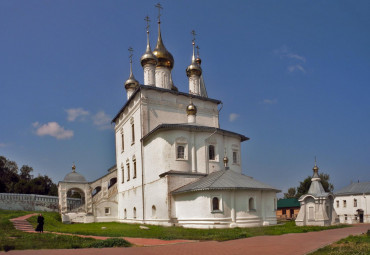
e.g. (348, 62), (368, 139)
(26, 211), (348, 241)
(309, 230), (370, 255)
(0, 210), (131, 251)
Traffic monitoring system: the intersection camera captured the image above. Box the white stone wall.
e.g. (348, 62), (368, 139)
(173, 189), (277, 228)
(334, 194), (370, 223)
(0, 193), (60, 212)
(141, 89), (219, 135)
(143, 130), (242, 184)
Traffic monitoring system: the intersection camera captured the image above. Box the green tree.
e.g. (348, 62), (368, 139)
(287, 173), (334, 199)
(283, 187), (297, 198)
(20, 165), (33, 180)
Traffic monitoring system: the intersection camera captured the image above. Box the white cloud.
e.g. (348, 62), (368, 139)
(92, 111), (112, 130)
(66, 108), (89, 122)
(229, 113), (239, 122)
(262, 99), (278, 105)
(288, 64), (306, 73)
(275, 46), (307, 73)
(33, 122), (74, 140)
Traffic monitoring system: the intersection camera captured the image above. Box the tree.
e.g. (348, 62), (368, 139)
(283, 187), (297, 198)
(20, 165), (33, 180)
(286, 172), (334, 199)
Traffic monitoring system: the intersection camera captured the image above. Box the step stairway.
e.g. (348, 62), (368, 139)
(10, 214), (37, 233)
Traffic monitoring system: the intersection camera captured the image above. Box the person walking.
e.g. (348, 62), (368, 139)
(35, 213), (44, 233)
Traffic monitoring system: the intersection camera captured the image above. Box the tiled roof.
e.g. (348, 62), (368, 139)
(277, 198), (300, 209)
(172, 169), (280, 194)
(335, 182), (370, 196)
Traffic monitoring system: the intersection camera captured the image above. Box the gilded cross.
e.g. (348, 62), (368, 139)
(196, 45), (200, 57)
(144, 16), (150, 31)
(191, 30), (197, 43)
(155, 3), (163, 22)
(128, 47), (134, 62)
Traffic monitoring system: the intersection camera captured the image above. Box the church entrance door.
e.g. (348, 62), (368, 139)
(358, 210), (364, 223)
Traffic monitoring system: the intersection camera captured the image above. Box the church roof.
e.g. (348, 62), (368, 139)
(141, 123), (249, 142)
(172, 169), (280, 194)
(335, 182), (370, 196)
(112, 85), (222, 123)
(62, 171), (87, 183)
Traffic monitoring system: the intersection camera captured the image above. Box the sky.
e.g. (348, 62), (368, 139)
(1, 0), (370, 196)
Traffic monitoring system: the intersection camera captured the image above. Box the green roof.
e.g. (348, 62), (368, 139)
(277, 198), (300, 209)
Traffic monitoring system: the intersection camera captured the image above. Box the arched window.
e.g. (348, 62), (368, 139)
(177, 145), (185, 159)
(133, 207), (136, 219)
(212, 197), (219, 211)
(108, 178), (117, 188)
(209, 145), (215, 160)
(152, 205), (156, 218)
(92, 186), (101, 196)
(249, 197), (255, 211)
(124, 208), (127, 219)
(354, 199), (357, 207)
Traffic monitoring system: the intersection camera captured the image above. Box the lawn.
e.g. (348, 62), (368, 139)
(0, 210), (131, 252)
(26, 211), (349, 241)
(309, 231), (370, 255)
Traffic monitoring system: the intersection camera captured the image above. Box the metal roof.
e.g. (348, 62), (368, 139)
(277, 198), (300, 209)
(112, 85), (222, 123)
(172, 169), (280, 194)
(141, 123), (249, 142)
(335, 181), (370, 196)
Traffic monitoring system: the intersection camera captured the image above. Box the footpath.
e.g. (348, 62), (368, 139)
(5, 214), (370, 255)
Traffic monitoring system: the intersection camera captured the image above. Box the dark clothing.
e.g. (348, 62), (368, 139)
(35, 215), (44, 232)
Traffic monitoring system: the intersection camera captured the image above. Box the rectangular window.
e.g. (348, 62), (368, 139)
(336, 200), (339, 208)
(121, 133), (124, 151)
(354, 199), (357, 207)
(232, 151), (238, 164)
(105, 207), (110, 215)
(121, 166), (124, 183)
(282, 209), (286, 215)
(127, 163), (130, 181)
(131, 124), (135, 144)
(133, 160), (137, 179)
(344, 214), (347, 221)
(209, 145), (215, 160)
(343, 200), (347, 208)
(177, 145), (185, 159)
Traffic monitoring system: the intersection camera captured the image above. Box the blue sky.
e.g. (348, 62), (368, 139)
(1, 0), (369, 195)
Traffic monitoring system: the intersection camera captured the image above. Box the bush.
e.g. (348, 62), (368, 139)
(86, 238), (131, 248)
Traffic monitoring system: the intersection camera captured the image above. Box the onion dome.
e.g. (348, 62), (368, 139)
(125, 53), (139, 90)
(312, 157), (320, 178)
(63, 164), (87, 183)
(141, 29), (157, 67)
(186, 41), (202, 77)
(186, 102), (197, 115)
(153, 21), (174, 69)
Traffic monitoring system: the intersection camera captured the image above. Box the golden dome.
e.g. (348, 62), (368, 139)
(186, 42), (202, 77)
(124, 68), (139, 90)
(186, 102), (197, 115)
(141, 31), (158, 67)
(195, 57), (201, 65)
(153, 22), (174, 69)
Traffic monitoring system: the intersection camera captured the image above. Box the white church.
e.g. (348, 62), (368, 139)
(58, 7), (280, 229)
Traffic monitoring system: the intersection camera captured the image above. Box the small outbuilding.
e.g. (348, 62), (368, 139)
(295, 162), (337, 226)
(276, 198), (300, 220)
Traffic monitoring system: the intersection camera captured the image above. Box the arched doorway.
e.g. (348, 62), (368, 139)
(66, 188), (86, 212)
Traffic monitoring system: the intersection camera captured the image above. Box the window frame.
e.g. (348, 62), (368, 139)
(126, 162), (130, 181)
(208, 145), (216, 161)
(211, 195), (223, 213)
(133, 157), (137, 179)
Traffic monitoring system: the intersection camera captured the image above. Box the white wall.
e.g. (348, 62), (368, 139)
(334, 194), (370, 223)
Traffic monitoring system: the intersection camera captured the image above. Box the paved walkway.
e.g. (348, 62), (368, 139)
(5, 214), (370, 255)
(8, 213), (196, 246)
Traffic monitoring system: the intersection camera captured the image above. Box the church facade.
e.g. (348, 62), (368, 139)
(59, 8), (280, 228)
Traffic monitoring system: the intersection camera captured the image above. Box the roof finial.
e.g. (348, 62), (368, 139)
(144, 15), (150, 32)
(155, 3), (163, 24)
(314, 156), (317, 167)
(191, 30), (197, 63)
(128, 46), (134, 76)
(72, 163), (76, 172)
(144, 16), (152, 52)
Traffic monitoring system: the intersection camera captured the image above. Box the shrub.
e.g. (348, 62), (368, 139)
(86, 238), (131, 248)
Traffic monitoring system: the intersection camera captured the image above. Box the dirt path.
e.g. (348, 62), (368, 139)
(6, 214), (370, 255)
